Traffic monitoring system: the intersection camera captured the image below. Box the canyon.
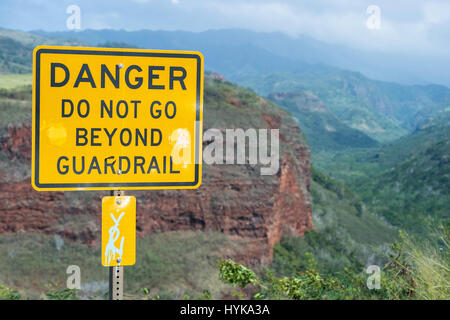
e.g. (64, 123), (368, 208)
(0, 76), (313, 265)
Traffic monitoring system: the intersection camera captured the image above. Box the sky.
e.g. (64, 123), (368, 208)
(1, 0), (450, 57)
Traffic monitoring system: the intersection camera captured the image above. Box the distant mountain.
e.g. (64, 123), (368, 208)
(0, 29), (82, 73)
(236, 70), (450, 143)
(31, 28), (450, 87)
(269, 90), (378, 151)
(25, 28), (450, 144)
(31, 28), (310, 79)
(3, 28), (449, 147)
(0, 36), (32, 74)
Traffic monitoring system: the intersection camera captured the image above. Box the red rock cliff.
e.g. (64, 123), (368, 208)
(0, 78), (312, 265)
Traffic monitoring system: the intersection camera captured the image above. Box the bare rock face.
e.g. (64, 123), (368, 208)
(0, 77), (312, 265)
(0, 123), (32, 161)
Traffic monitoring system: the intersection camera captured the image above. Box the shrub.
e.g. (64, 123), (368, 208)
(218, 227), (450, 300)
(0, 285), (21, 300)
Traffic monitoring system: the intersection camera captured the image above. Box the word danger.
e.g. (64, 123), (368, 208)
(51, 62), (187, 90)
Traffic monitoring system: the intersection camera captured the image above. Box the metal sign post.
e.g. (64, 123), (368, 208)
(109, 264), (124, 300)
(109, 190), (125, 300)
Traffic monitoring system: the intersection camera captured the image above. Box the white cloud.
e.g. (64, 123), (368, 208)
(0, 0), (449, 56)
(84, 11), (121, 30)
(199, 0), (450, 56)
(423, 1), (450, 24)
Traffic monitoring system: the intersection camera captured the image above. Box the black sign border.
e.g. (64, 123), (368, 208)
(33, 47), (202, 189)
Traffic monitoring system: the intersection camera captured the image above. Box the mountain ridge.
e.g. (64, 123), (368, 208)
(30, 27), (450, 87)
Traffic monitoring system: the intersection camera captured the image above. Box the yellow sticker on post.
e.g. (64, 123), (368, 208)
(32, 46), (203, 191)
(102, 196), (136, 267)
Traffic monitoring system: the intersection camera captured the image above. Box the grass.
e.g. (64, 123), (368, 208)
(222, 226), (450, 300)
(407, 230), (450, 299)
(0, 74), (32, 89)
(0, 82), (32, 130)
(0, 150), (30, 182)
(0, 230), (245, 300)
(0, 233), (105, 299)
(129, 230), (246, 299)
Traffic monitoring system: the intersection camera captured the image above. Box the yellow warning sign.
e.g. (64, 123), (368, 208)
(32, 46), (203, 191)
(101, 196), (136, 267)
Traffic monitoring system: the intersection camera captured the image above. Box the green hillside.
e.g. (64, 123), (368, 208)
(356, 125), (450, 236)
(0, 84), (31, 130)
(0, 29), (82, 74)
(234, 69), (450, 145)
(0, 28), (85, 74)
(0, 36), (33, 74)
(269, 90), (378, 152)
(233, 71), (405, 143)
(0, 74), (32, 89)
(315, 112), (449, 179)
(312, 114), (449, 238)
(273, 167), (396, 276)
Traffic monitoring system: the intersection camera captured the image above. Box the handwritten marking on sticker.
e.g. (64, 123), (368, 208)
(104, 211), (125, 267)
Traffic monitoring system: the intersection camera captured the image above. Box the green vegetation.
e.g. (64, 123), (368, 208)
(0, 233), (106, 299)
(0, 29), (82, 74)
(0, 83), (32, 129)
(231, 53), (449, 249)
(219, 227), (450, 300)
(235, 69), (450, 144)
(45, 288), (78, 300)
(2, 227), (447, 300)
(0, 36), (33, 73)
(0, 74), (32, 89)
(0, 285), (21, 300)
(0, 28), (447, 300)
(0, 231), (243, 300)
(313, 113), (450, 181)
(311, 117), (450, 239)
(128, 230), (244, 299)
(356, 140), (449, 236)
(271, 166), (396, 277)
(269, 90), (378, 152)
(236, 71), (405, 143)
